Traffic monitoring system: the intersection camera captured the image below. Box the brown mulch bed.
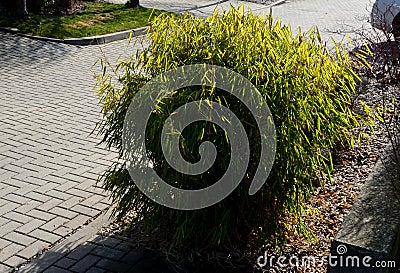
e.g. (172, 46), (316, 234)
(256, 78), (395, 273)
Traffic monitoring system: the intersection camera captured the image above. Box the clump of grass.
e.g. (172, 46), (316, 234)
(96, 6), (374, 259)
(0, 2), (168, 39)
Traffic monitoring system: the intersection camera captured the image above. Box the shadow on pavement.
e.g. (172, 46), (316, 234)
(16, 234), (176, 273)
(0, 31), (74, 69)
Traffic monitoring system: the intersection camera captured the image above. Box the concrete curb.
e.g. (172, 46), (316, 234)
(328, 144), (400, 273)
(0, 26), (148, 45)
(0, 0), (290, 46)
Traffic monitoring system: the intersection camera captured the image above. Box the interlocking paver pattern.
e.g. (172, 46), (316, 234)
(0, 31), (143, 271)
(35, 234), (174, 273)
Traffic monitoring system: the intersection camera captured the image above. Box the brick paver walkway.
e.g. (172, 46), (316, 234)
(0, 32), (143, 272)
(0, 0), (374, 271)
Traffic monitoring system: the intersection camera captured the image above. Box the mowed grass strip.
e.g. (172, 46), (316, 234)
(0, 2), (168, 39)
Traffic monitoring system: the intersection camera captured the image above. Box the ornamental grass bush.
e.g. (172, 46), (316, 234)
(96, 7), (373, 250)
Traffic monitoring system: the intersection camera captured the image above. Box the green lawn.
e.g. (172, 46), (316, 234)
(0, 2), (168, 39)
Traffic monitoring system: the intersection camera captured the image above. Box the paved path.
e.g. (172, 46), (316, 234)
(0, 0), (374, 272)
(140, 0), (374, 43)
(0, 33), (144, 272)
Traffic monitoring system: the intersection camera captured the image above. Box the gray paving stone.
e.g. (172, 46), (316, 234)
(80, 195), (106, 208)
(63, 215), (91, 230)
(25, 191), (52, 203)
(17, 240), (48, 259)
(84, 186), (108, 197)
(0, 221), (23, 237)
(43, 266), (71, 273)
(45, 190), (74, 201)
(67, 243), (97, 260)
(37, 197), (63, 212)
(2, 193), (30, 205)
(48, 207), (78, 220)
(3, 255), (27, 267)
(67, 188), (93, 199)
(54, 257), (77, 269)
(85, 267), (106, 273)
(3, 232), (36, 247)
(1, 178), (24, 189)
(41, 175), (68, 185)
(69, 166), (93, 177)
(16, 219), (46, 234)
(0, 202), (20, 216)
(73, 179), (97, 191)
(120, 249), (145, 265)
(3, 211), (33, 224)
(41, 217), (69, 232)
(113, 242), (135, 253)
(0, 29), (136, 269)
(95, 258), (133, 272)
(55, 182), (79, 193)
(0, 238), (12, 249)
(0, 217), (10, 227)
(29, 229), (62, 244)
(90, 202), (109, 211)
(0, 243), (25, 262)
(28, 209), (57, 221)
(0, 263), (13, 273)
(90, 236), (122, 248)
(70, 254), (101, 273)
(24, 176), (48, 186)
(53, 226), (72, 237)
(36, 182), (61, 194)
(70, 205), (100, 217)
(51, 167), (76, 178)
(91, 246), (126, 261)
(13, 183), (39, 196)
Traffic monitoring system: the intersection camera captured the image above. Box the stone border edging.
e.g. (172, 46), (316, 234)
(0, 26), (148, 45)
(327, 144), (400, 273)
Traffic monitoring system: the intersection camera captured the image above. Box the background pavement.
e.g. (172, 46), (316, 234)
(140, 0), (374, 42)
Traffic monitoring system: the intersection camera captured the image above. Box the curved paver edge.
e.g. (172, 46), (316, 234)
(0, 26), (148, 45)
